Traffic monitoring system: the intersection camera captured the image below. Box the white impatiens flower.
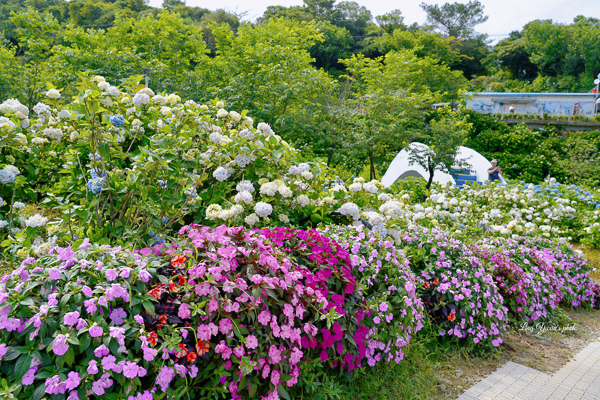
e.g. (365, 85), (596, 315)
(254, 202), (273, 218)
(216, 108), (229, 118)
(234, 191), (253, 204)
(46, 89), (61, 99)
(132, 93), (150, 107)
(245, 213), (259, 226)
(213, 167), (231, 182)
(235, 155), (252, 168)
(238, 129), (255, 140)
(25, 214), (48, 228)
(236, 180), (255, 193)
(296, 195), (310, 207)
(229, 111), (241, 122)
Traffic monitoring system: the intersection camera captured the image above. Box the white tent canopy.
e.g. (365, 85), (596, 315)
(380, 142), (507, 188)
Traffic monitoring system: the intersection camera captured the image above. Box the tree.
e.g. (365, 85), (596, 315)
(376, 9), (407, 35)
(162, 0), (185, 10)
(420, 0), (488, 39)
(407, 107), (472, 197)
(555, 136), (600, 186)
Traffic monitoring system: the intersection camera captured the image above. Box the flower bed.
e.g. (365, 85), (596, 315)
(402, 227), (508, 348)
(0, 224), (428, 400)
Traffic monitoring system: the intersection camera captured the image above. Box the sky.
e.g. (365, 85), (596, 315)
(149, 0), (600, 41)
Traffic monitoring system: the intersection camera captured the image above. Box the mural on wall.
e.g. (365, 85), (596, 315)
(466, 96), (597, 117)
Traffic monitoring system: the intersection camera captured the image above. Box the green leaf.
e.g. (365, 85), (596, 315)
(32, 383), (46, 400)
(249, 382), (258, 397)
(14, 354), (32, 378)
(142, 300), (156, 317)
(277, 384), (291, 400)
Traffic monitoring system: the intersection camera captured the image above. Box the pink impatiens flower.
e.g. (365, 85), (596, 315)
(63, 311), (80, 326)
(219, 318), (233, 335)
(64, 371), (81, 390)
(89, 323), (103, 338)
(52, 334), (69, 356)
(257, 310), (271, 325)
(268, 345), (282, 364)
(123, 361), (140, 379)
(178, 303), (191, 319)
(109, 308), (127, 325)
(246, 334), (258, 349)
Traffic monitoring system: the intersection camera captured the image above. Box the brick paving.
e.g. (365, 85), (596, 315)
(456, 340), (600, 400)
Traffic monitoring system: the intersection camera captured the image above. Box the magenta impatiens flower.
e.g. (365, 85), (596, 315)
(245, 334), (258, 349)
(48, 268), (61, 280)
(105, 268), (118, 281)
(268, 345), (282, 364)
(219, 318), (233, 335)
(257, 310), (271, 325)
(87, 360), (99, 374)
(21, 367), (37, 386)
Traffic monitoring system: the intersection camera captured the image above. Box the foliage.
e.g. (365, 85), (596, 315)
(419, 0), (488, 39)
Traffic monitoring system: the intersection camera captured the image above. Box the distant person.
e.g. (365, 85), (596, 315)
(509, 104), (515, 114)
(488, 159), (502, 182)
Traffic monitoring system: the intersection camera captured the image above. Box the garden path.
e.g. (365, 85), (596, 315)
(456, 339), (600, 399)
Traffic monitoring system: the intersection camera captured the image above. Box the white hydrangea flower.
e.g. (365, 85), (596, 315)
(0, 99), (29, 116)
(297, 195), (310, 207)
(0, 220), (8, 229)
(378, 193), (391, 202)
(245, 213), (259, 226)
(236, 180), (255, 193)
(152, 95), (166, 105)
(363, 182), (379, 194)
(57, 110), (71, 119)
(260, 182), (278, 197)
(301, 171), (313, 180)
(339, 202), (360, 220)
(278, 186), (293, 198)
(213, 167), (231, 182)
(5, 165), (20, 176)
(166, 94), (181, 105)
(98, 81), (110, 91)
(132, 93), (150, 107)
(254, 202), (273, 218)
(46, 89), (61, 99)
(238, 129), (255, 140)
(372, 222), (387, 236)
(278, 214), (289, 223)
(234, 190), (253, 204)
(216, 108), (229, 118)
(257, 122), (274, 136)
(288, 166), (300, 175)
(235, 155), (252, 168)
(25, 214), (48, 228)
(349, 183), (362, 192)
(13, 202), (25, 210)
(0, 117), (16, 129)
(209, 132), (222, 144)
(298, 163), (310, 172)
(33, 102), (51, 115)
(107, 86), (120, 97)
(43, 127), (64, 140)
(229, 111), (241, 122)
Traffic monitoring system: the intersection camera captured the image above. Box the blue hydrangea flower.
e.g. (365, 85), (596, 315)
(184, 186), (198, 199)
(158, 180), (168, 188)
(0, 169), (16, 184)
(161, 216), (169, 224)
(87, 169), (106, 194)
(88, 152), (102, 161)
(109, 114), (125, 127)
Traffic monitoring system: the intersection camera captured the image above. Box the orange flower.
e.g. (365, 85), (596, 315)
(196, 340), (210, 356)
(433, 278), (439, 285)
(169, 281), (177, 292)
(424, 282), (430, 289)
(175, 343), (188, 358)
(448, 312), (456, 322)
(177, 275), (187, 286)
(147, 331), (158, 346)
(171, 254), (187, 268)
(186, 351), (198, 363)
(148, 287), (162, 300)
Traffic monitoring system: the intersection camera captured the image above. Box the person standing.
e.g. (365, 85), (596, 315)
(488, 159), (502, 182)
(509, 104), (515, 114)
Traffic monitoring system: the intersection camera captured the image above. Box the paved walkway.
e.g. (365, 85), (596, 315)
(456, 340), (600, 400)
